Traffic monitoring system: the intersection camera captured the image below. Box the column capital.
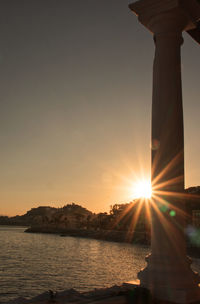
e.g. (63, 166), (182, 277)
(129, 0), (200, 34)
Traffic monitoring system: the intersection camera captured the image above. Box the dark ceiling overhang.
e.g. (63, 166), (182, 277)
(186, 0), (200, 44)
(187, 24), (200, 45)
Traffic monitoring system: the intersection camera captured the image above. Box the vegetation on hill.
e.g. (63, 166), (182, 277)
(0, 203), (92, 227)
(0, 187), (200, 233)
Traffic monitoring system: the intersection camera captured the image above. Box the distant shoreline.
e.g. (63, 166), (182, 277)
(25, 226), (200, 258)
(0, 224), (29, 227)
(1, 224), (198, 258)
(25, 226), (150, 245)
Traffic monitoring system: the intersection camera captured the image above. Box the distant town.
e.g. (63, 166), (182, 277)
(0, 187), (200, 243)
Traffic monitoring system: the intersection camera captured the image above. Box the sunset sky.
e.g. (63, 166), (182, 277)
(0, 0), (200, 216)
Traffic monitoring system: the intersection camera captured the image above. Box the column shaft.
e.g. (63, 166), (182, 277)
(151, 32), (186, 258)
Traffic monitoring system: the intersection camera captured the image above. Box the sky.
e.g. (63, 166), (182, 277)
(0, 0), (200, 216)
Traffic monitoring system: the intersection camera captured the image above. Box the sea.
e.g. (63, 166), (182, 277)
(0, 226), (200, 303)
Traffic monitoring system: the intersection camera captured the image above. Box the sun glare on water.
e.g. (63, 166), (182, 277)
(132, 179), (152, 199)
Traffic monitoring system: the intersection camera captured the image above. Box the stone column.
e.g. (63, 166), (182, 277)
(150, 12), (185, 258)
(129, 0), (200, 303)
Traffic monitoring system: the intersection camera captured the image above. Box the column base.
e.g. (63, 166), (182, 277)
(138, 254), (200, 304)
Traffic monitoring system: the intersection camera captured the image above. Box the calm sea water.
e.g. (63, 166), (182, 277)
(0, 226), (200, 303)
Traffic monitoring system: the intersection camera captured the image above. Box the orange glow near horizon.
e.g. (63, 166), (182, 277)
(116, 153), (187, 242)
(112, 151), (200, 246)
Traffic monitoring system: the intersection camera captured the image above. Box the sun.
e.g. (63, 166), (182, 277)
(132, 179), (152, 199)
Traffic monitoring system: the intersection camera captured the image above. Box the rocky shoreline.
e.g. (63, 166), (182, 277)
(1, 283), (140, 304)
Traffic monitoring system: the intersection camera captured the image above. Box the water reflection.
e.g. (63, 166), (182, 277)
(0, 226), (199, 302)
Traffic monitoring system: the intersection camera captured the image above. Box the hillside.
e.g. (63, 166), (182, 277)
(0, 203), (93, 227)
(0, 187), (200, 229)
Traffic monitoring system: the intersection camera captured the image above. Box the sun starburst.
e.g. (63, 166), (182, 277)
(132, 179), (152, 199)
